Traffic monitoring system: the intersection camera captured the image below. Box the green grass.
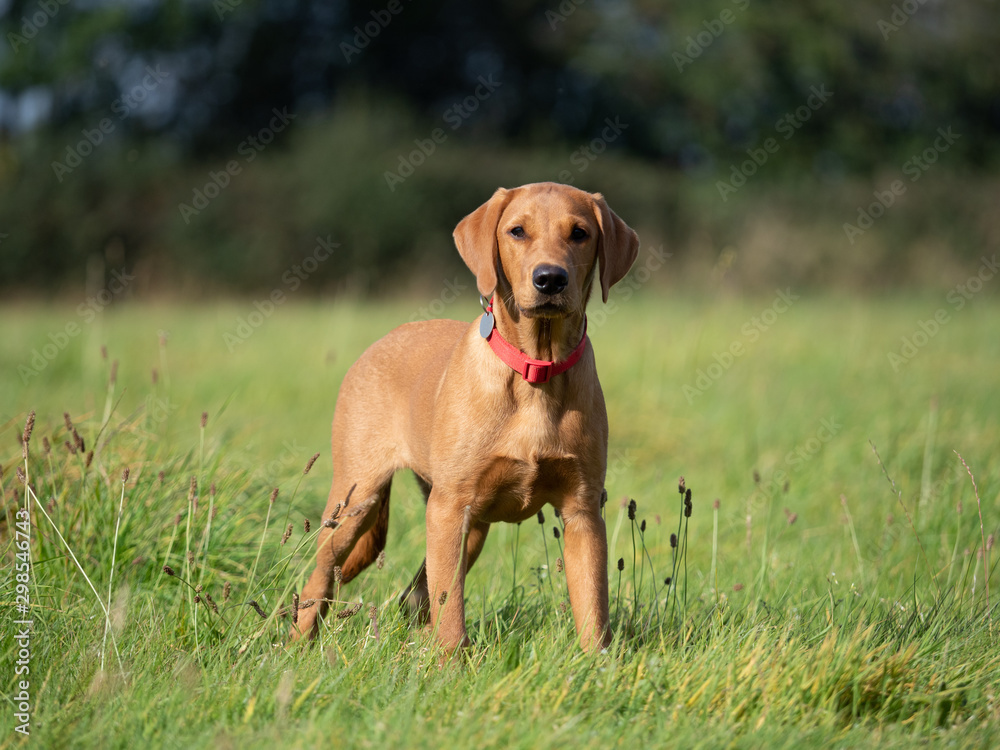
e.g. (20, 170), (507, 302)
(1, 292), (998, 748)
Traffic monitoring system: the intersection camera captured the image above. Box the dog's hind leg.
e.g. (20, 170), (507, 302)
(293, 475), (390, 640)
(340, 481), (391, 583)
(399, 473), (433, 622)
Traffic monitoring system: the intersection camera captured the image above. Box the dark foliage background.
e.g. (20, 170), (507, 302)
(1, 0), (998, 296)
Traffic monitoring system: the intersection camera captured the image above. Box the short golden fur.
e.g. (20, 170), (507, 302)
(294, 182), (639, 651)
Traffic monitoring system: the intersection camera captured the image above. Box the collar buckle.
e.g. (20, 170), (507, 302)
(522, 359), (553, 384)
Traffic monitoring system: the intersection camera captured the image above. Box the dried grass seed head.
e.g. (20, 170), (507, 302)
(22, 410), (36, 459)
(336, 602), (363, 619)
(303, 452), (320, 475)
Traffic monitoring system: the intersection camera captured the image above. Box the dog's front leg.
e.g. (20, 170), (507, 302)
(424, 496), (473, 651)
(562, 505), (612, 652)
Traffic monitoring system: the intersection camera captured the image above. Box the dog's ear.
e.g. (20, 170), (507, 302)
(592, 192), (640, 303)
(453, 187), (511, 297)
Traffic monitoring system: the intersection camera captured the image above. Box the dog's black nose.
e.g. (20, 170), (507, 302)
(532, 264), (569, 295)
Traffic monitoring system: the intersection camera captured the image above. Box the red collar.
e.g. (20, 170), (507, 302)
(481, 297), (588, 384)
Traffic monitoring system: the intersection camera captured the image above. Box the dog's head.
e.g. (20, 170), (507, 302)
(453, 182), (639, 317)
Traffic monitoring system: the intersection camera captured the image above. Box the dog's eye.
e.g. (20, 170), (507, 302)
(509, 226), (525, 238)
(570, 227), (588, 241)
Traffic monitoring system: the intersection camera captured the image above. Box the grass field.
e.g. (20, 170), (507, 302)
(1, 292), (998, 748)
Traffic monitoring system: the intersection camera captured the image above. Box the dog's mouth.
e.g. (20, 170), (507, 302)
(519, 301), (571, 318)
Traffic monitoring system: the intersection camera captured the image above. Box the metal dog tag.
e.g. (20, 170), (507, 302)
(479, 312), (494, 338)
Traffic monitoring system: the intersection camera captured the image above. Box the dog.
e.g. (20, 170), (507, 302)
(293, 182), (639, 652)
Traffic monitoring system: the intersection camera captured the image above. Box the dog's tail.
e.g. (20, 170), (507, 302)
(340, 480), (391, 583)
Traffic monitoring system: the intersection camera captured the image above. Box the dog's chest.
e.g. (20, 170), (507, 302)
(472, 452), (579, 524)
(469, 406), (591, 523)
